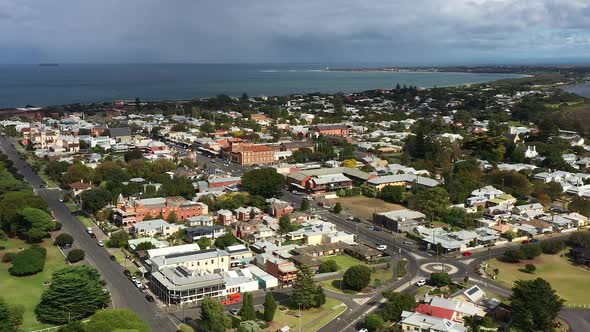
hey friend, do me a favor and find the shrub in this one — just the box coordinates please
[318,260,339,273]
[430,272,452,287]
[503,249,525,263]
[342,265,372,291]
[9,248,45,276]
[525,264,536,273]
[2,252,15,263]
[397,259,408,277]
[55,233,75,247]
[366,314,384,332]
[67,249,85,263]
[30,244,47,258]
[540,240,565,254]
[53,222,62,231]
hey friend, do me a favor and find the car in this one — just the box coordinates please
[377,245,388,251]
[89,233,96,239]
[109,255,116,261]
[530,239,540,243]
[347,216,354,221]
[86,227,93,233]
[404,241,414,245]
[131,276,138,282]
[229,308,240,315]
[123,269,131,276]
[358,329,368,332]
[145,294,155,302]
[97,240,104,247]
[462,251,473,257]
[415,279,427,287]
[372,226,381,231]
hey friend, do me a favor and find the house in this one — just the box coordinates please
[280,141,315,152]
[512,203,544,219]
[520,219,553,234]
[467,186,504,207]
[373,209,427,233]
[186,225,226,241]
[367,174,440,190]
[69,180,93,197]
[400,311,467,332]
[266,198,294,218]
[217,209,235,225]
[133,219,183,237]
[109,127,132,144]
[344,244,384,262]
[186,215,214,227]
[287,167,376,195]
[262,255,298,285]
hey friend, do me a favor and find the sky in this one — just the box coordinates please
[1,0,590,65]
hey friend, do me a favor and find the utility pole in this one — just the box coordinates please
[298,303,302,332]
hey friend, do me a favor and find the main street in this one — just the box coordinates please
[0,138,178,332]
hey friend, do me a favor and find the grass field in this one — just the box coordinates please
[319,255,394,294]
[335,196,405,221]
[487,254,590,306]
[179,323,195,332]
[0,238,67,331]
[268,298,346,332]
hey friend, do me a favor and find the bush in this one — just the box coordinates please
[53,222,62,231]
[30,244,47,258]
[520,244,542,259]
[55,233,75,247]
[503,249,525,263]
[318,260,339,273]
[366,314,384,332]
[540,239,565,254]
[343,265,372,291]
[108,231,129,248]
[67,249,85,263]
[397,259,408,277]
[430,272,452,287]
[2,252,15,263]
[9,248,45,276]
[525,264,536,273]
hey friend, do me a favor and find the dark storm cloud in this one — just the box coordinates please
[0,0,589,63]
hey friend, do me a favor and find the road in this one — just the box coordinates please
[0,138,178,332]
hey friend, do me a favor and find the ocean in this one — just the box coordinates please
[0,63,524,108]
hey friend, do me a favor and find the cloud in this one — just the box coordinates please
[0,0,589,63]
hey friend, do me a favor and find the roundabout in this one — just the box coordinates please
[419,262,460,275]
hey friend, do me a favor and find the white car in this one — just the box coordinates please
[97,240,104,247]
[377,245,387,251]
[416,278,427,287]
[86,227,93,233]
[359,329,369,332]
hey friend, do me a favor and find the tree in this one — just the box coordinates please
[0,297,23,332]
[9,248,45,276]
[279,214,293,234]
[318,259,339,273]
[299,199,310,211]
[342,265,371,291]
[241,168,285,198]
[524,264,536,273]
[214,232,237,249]
[199,297,231,332]
[19,207,55,243]
[80,188,112,213]
[540,239,565,254]
[366,314,384,332]
[123,150,143,162]
[342,159,357,168]
[332,202,342,214]
[360,183,377,197]
[503,249,525,263]
[380,292,417,322]
[55,233,74,247]
[567,231,590,249]
[108,231,129,248]
[67,249,85,263]
[430,272,452,287]
[378,185,405,203]
[263,292,277,322]
[520,244,542,259]
[168,211,178,224]
[134,241,156,251]
[240,292,256,321]
[410,187,450,218]
[511,278,564,331]
[84,309,150,332]
[569,197,590,218]
[196,237,212,249]
[237,320,263,332]
[464,316,495,332]
[35,266,110,324]
[291,266,318,309]
[315,285,326,308]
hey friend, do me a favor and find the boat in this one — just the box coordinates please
[39,63,59,67]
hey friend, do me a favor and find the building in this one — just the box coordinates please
[287,167,377,195]
[264,256,298,285]
[150,267,226,305]
[400,311,467,332]
[186,225,226,241]
[367,174,440,190]
[109,127,132,144]
[133,219,184,237]
[345,244,385,262]
[112,196,208,226]
[313,124,349,137]
[228,142,275,165]
[146,247,230,275]
[373,209,427,233]
[280,141,315,152]
[267,200,294,218]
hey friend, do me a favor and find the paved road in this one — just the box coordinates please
[0,138,178,332]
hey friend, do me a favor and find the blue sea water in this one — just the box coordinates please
[0,63,524,108]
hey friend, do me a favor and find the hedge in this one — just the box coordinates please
[67,249,85,263]
[9,248,46,276]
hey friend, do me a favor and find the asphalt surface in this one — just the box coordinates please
[0,138,178,332]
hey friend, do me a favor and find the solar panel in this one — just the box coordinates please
[466,286,480,295]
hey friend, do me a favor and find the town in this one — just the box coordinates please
[1,72,590,332]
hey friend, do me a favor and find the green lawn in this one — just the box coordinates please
[487,254,590,307]
[268,298,346,332]
[78,215,95,228]
[319,255,394,293]
[179,323,195,332]
[109,249,140,276]
[0,238,67,331]
[65,201,78,212]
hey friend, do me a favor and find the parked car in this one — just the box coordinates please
[377,245,388,251]
[86,227,93,233]
[229,308,240,315]
[462,251,473,257]
[372,226,381,231]
[530,239,540,243]
[109,255,116,261]
[89,233,96,239]
[123,269,131,277]
[97,240,104,247]
[415,279,427,287]
[145,294,155,302]
[358,329,368,332]
[347,216,355,221]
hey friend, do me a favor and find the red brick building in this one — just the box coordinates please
[264,257,298,285]
[313,124,349,137]
[112,196,208,227]
[228,141,275,166]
